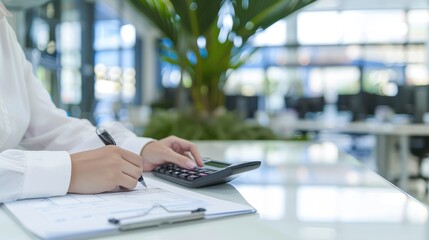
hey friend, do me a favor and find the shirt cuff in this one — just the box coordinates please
[21,151,71,199]
[120,137,155,155]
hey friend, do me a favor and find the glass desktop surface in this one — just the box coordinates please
[2,141,428,240]
[189,141,429,240]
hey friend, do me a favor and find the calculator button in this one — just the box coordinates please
[179,173,189,179]
[187,175,200,181]
[172,171,181,177]
[197,173,207,177]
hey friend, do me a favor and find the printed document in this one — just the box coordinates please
[3,176,255,239]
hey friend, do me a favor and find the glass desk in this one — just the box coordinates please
[1,141,428,239]
[272,120,429,190]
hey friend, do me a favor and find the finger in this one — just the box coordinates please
[170,140,204,167]
[119,172,139,190]
[117,148,143,169]
[185,144,204,167]
[120,160,143,180]
[166,150,197,169]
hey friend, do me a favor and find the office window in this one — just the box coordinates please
[259,47,297,66]
[157,8,429,115]
[340,10,406,43]
[61,68,82,103]
[305,67,360,98]
[363,45,406,64]
[298,10,407,45]
[307,67,360,97]
[406,45,426,64]
[25,1,64,107]
[298,46,357,65]
[408,10,429,43]
[93,20,137,103]
[354,10,406,43]
[30,18,50,51]
[58,21,82,104]
[91,1,141,124]
[252,20,287,46]
[266,67,300,96]
[36,66,53,94]
[363,67,404,96]
[297,11,342,45]
[160,62,181,88]
[406,64,429,86]
[224,68,265,96]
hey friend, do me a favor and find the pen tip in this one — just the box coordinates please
[139,179,148,188]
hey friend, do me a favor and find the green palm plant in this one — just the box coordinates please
[128,0,316,117]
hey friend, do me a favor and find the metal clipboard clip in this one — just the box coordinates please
[108,204,206,231]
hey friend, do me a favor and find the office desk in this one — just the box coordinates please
[272,120,429,190]
[2,141,429,240]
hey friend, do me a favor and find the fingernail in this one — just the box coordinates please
[186,161,197,169]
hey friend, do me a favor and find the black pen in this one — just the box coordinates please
[95,128,147,188]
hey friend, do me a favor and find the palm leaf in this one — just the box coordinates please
[231,0,316,41]
[129,0,319,115]
[128,0,179,44]
[171,0,222,36]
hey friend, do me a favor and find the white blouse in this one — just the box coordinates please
[0,3,152,202]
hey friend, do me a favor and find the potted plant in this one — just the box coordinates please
[128,0,316,140]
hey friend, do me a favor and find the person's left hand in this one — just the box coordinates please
[140,136,204,171]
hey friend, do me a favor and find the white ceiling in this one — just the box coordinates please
[307,0,429,10]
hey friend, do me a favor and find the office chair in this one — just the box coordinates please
[409,136,429,193]
[392,136,429,195]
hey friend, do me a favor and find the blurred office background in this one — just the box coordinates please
[6,0,429,199]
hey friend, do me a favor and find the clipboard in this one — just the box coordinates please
[3,177,255,239]
[108,204,207,231]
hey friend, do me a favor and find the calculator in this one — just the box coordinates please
[152,158,261,188]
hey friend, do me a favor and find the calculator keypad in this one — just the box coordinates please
[154,164,217,181]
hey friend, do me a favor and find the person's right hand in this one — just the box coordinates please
[68,145,143,194]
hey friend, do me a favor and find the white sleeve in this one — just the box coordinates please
[0,16,154,202]
[100,121,155,154]
[0,150,71,203]
[19,60,154,155]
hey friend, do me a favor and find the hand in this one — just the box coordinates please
[68,145,144,194]
[140,136,204,171]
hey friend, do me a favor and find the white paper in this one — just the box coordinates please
[3,177,255,239]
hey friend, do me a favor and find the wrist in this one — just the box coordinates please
[139,140,157,156]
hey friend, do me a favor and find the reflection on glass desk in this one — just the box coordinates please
[191,141,429,240]
[1,141,429,240]
[271,120,429,191]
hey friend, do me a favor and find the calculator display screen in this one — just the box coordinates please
[204,161,230,168]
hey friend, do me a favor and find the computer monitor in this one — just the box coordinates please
[413,85,429,123]
[392,85,414,115]
[225,95,259,119]
[336,94,366,121]
[292,96,325,119]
